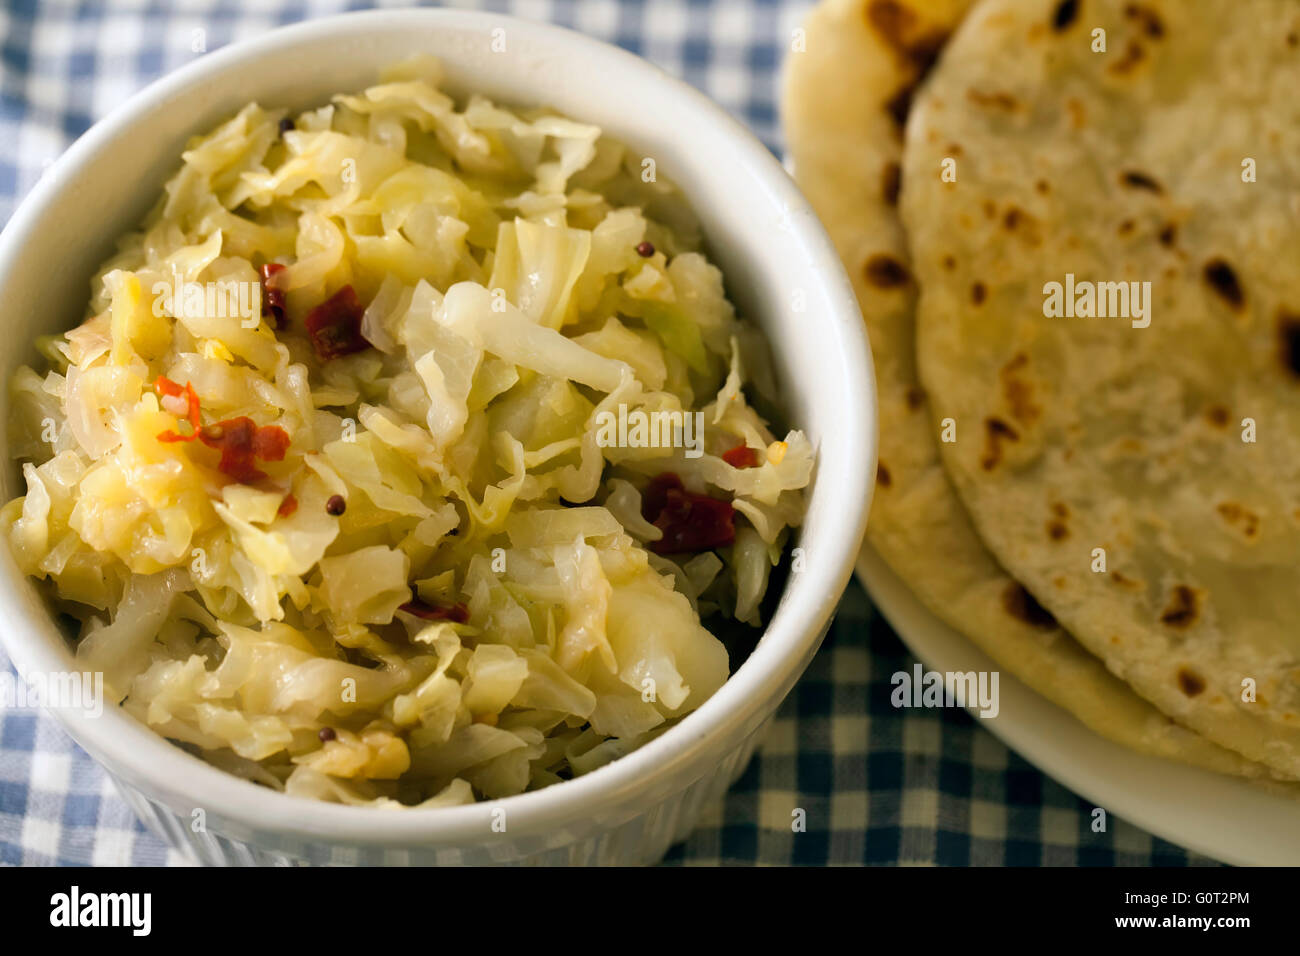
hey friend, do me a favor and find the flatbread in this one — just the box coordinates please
[902,0,1300,777]
[782,0,1288,780]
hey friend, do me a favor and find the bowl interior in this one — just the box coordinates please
[0,9,875,843]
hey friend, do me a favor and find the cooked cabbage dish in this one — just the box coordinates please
[2,58,811,807]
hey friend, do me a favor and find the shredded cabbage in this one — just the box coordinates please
[3,58,810,806]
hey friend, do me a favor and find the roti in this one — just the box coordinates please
[901,0,1300,777]
[783,0,1291,781]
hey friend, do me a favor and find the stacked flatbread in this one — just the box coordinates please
[783,0,1300,787]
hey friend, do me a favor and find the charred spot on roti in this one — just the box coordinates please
[864,0,912,37]
[1035,179,1051,195]
[971,281,987,305]
[1216,501,1260,538]
[942,255,957,271]
[1109,39,1147,75]
[1001,581,1057,630]
[866,0,933,62]
[1277,309,1300,377]
[1204,404,1230,427]
[1051,0,1080,31]
[876,462,892,488]
[1123,2,1166,39]
[866,1,949,132]
[1158,222,1178,247]
[864,253,913,289]
[1203,258,1245,310]
[1002,206,1041,244]
[1160,585,1201,628]
[1046,501,1069,540]
[1177,667,1206,697]
[981,416,1020,470]
[881,161,902,205]
[1110,570,1143,590]
[1118,218,1136,236]
[905,386,926,410]
[1121,169,1163,193]
[967,88,1020,111]
[999,353,1041,424]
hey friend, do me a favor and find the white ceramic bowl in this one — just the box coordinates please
[0,8,875,865]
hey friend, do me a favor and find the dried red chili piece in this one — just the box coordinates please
[260,263,288,330]
[304,285,370,361]
[640,472,680,523]
[399,598,470,624]
[722,444,761,469]
[640,472,736,554]
[154,376,202,442]
[251,424,291,461]
[277,493,298,518]
[198,416,291,483]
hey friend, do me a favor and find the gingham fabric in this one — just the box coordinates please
[0,0,1213,867]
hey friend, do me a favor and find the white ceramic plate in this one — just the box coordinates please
[855,545,1300,866]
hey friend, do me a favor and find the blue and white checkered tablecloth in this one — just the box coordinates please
[0,0,1214,866]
